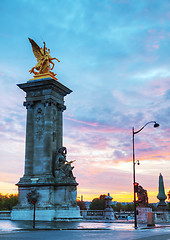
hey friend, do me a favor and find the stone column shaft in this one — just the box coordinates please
[43,103,53,174]
[24,104,34,176]
[17,78,72,184]
[57,109,63,149]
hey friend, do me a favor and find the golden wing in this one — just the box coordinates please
[28,38,44,61]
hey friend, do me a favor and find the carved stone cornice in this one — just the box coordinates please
[42,99,58,107]
[17,78,72,97]
[41,100,66,111]
[42,99,53,107]
[23,101,34,109]
[57,103,66,112]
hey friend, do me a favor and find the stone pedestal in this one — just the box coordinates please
[137,207,152,224]
[104,208,115,220]
[104,193,115,220]
[11,78,82,221]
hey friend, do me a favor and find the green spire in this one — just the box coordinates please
[157,173,167,207]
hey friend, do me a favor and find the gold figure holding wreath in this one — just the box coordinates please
[28,38,60,79]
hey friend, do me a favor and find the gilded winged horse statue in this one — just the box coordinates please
[28,38,60,78]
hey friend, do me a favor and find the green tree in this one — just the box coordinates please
[167,202,170,211]
[123,203,134,212]
[112,203,134,212]
[167,190,170,200]
[0,193,18,210]
[112,202,122,212]
[89,195,106,210]
[167,190,170,211]
[77,201,87,210]
[148,203,157,212]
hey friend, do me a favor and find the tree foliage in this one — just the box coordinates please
[167,190,170,200]
[76,200,87,210]
[148,203,157,212]
[112,203,134,212]
[166,190,170,211]
[89,195,106,210]
[89,195,136,212]
[0,193,18,210]
[89,194,138,212]
[167,202,170,211]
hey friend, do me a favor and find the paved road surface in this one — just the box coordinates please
[1,229,170,240]
[1,220,170,240]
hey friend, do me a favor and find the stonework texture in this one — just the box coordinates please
[11,78,82,221]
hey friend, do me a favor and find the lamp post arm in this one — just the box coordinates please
[133,121,157,135]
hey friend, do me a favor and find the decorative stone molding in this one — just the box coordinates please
[34,107,44,141]
[27,90,42,97]
[23,101,34,109]
[42,99,57,107]
[52,109,57,142]
[57,103,66,112]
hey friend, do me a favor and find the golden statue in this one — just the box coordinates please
[28,38,60,80]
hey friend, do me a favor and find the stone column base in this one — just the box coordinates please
[11,206,82,221]
[137,207,152,223]
[104,208,115,220]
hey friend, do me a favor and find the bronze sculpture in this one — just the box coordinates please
[28,38,60,79]
[136,185,148,207]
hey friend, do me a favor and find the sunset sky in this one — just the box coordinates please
[0,0,170,203]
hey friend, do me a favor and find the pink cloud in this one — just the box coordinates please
[74,166,132,191]
[153,44,159,49]
[65,116,127,133]
[65,117,99,127]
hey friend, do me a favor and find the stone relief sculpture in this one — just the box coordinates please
[55,147,75,181]
[28,38,60,78]
[52,109,57,142]
[34,107,44,140]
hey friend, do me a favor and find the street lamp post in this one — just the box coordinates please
[132,121,159,229]
[27,189,39,229]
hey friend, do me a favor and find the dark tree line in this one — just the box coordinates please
[77,200,87,210]
[88,195,161,212]
[0,193,18,210]
[1,192,170,212]
[88,195,135,212]
[89,194,106,210]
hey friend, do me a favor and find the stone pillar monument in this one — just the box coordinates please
[157,173,167,209]
[104,193,115,220]
[11,38,81,221]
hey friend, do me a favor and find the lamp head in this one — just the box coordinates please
[154,122,159,128]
